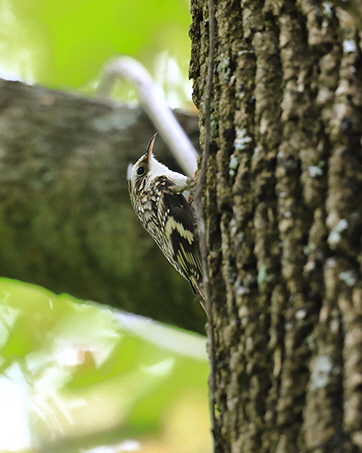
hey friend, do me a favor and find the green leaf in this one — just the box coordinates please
[0,278,210,452]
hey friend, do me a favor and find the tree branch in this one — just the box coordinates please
[99,56,199,177]
[0,78,205,333]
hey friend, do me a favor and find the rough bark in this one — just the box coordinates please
[190,0,362,451]
[0,79,205,333]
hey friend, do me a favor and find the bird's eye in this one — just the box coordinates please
[136,166,145,176]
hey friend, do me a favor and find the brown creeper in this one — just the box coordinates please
[127,133,205,312]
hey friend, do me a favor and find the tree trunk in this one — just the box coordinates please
[190,1,362,451]
[0,79,205,333]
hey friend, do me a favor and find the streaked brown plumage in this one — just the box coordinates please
[127,134,205,312]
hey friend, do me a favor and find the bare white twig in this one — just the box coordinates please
[98,56,198,177]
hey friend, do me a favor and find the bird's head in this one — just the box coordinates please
[127,133,188,197]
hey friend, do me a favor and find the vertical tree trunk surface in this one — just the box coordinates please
[190,1,362,451]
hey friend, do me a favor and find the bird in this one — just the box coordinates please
[127,133,206,313]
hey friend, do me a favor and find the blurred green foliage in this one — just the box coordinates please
[0,5,207,451]
[0,0,192,107]
[0,278,210,452]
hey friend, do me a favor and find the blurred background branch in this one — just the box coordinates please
[0,78,204,333]
[99,56,199,176]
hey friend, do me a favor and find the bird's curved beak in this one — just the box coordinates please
[146,132,158,160]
